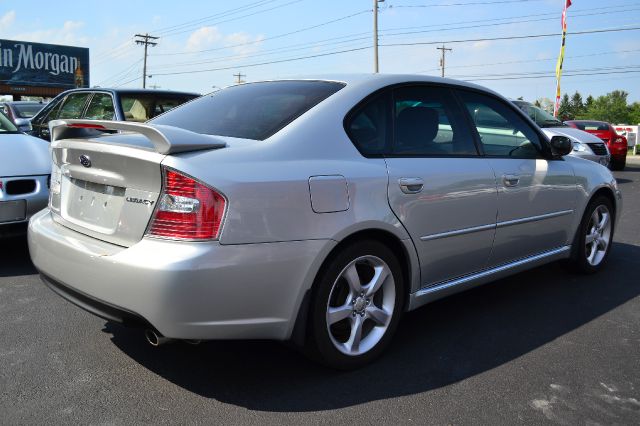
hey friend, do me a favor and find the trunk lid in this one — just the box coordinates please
[48,120,226,247]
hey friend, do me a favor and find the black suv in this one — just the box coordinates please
[29,88,199,140]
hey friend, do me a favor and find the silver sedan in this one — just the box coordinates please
[28,75,621,369]
[0,112,50,238]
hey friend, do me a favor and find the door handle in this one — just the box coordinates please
[398,177,424,194]
[502,174,520,187]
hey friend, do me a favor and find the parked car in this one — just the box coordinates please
[28,88,199,140]
[0,111,50,237]
[1,101,47,132]
[565,120,628,170]
[512,100,610,167]
[28,75,621,369]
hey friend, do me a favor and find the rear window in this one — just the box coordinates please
[572,121,610,131]
[120,94,197,122]
[150,81,345,140]
[13,103,45,118]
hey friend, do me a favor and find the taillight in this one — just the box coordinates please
[147,168,226,240]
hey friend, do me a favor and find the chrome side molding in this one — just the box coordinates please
[420,210,574,242]
[408,245,572,310]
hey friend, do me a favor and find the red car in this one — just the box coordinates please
[565,120,628,170]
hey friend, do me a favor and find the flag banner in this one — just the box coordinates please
[554,0,572,117]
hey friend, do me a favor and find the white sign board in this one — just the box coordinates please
[614,125,638,147]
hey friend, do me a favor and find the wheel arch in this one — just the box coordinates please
[289,226,420,346]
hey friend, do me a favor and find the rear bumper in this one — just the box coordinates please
[28,209,334,340]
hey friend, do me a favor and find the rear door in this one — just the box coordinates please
[380,85,498,287]
[456,89,577,266]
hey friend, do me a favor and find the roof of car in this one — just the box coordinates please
[565,120,608,123]
[58,88,200,97]
[229,73,503,97]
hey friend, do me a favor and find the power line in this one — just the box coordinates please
[96,58,143,87]
[151,9,370,56]
[465,70,640,82]
[391,0,546,7]
[379,25,640,48]
[147,25,640,77]
[154,0,276,34]
[147,5,637,71]
[159,0,304,38]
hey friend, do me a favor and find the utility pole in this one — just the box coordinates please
[233,72,246,84]
[135,33,158,88]
[437,44,452,78]
[373,0,383,73]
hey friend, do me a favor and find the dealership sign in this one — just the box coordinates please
[0,39,89,89]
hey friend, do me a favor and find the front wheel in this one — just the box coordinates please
[568,196,614,273]
[306,240,404,370]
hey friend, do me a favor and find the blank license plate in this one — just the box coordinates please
[0,200,27,223]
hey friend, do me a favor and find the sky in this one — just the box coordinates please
[0,0,639,102]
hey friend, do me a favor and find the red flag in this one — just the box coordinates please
[566,0,572,7]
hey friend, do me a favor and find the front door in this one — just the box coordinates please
[456,89,577,267]
[383,85,498,286]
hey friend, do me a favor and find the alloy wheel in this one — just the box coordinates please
[325,255,395,356]
[585,204,612,266]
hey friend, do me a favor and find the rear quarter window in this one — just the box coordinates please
[149,81,344,140]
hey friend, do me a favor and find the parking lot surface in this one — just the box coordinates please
[1,159,639,425]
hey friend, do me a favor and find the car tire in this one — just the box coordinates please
[568,196,614,274]
[306,240,404,370]
[610,158,626,171]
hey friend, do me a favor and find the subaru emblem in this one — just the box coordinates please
[79,155,92,168]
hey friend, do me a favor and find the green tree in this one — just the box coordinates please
[628,102,640,124]
[585,95,594,111]
[571,91,585,118]
[557,93,573,120]
[585,90,630,123]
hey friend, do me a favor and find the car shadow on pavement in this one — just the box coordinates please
[105,241,640,412]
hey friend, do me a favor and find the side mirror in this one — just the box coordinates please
[549,135,572,157]
[14,118,32,133]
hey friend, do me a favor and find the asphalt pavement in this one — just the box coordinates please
[1,158,639,425]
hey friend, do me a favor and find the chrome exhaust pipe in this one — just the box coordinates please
[144,329,172,346]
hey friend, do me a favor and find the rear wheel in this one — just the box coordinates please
[306,240,404,369]
[569,196,614,273]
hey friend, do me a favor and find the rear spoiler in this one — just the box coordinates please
[49,119,227,155]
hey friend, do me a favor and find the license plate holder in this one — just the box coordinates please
[0,200,27,223]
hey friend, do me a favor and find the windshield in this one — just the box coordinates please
[13,103,44,118]
[514,102,566,128]
[0,111,19,133]
[150,81,345,140]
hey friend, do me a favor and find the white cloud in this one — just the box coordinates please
[12,20,88,46]
[0,10,15,33]
[185,26,222,52]
[224,32,264,56]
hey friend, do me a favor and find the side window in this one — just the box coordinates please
[345,93,390,156]
[83,93,115,120]
[393,86,477,156]
[58,93,91,119]
[458,90,542,159]
[37,99,63,124]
